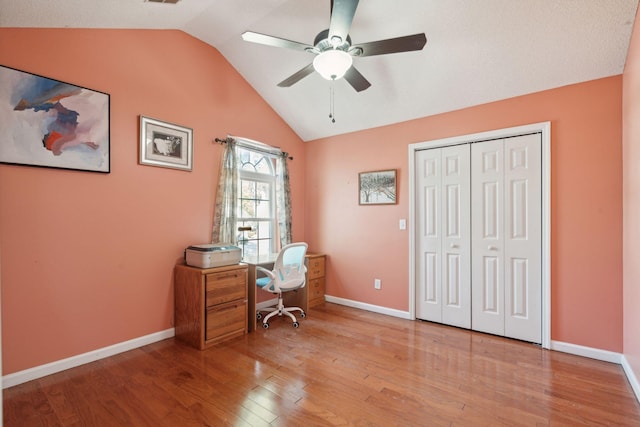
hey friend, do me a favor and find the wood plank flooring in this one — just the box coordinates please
[4,303,640,426]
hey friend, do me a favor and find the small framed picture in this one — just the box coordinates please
[359,169,397,205]
[139,116,193,171]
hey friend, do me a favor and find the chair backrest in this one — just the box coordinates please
[273,242,308,291]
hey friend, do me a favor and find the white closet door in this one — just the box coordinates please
[503,134,542,343]
[441,145,471,328]
[416,148,442,322]
[471,139,505,335]
[471,134,541,343]
[416,145,470,328]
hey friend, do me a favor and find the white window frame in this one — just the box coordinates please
[236,147,277,258]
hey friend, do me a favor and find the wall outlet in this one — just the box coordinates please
[399,219,406,230]
[374,279,381,290]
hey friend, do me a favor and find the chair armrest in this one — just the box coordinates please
[255,266,275,280]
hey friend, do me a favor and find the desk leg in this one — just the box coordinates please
[247,264,257,332]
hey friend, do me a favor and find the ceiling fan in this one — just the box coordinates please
[241,0,427,92]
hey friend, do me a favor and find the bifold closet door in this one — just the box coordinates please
[471,134,542,343]
[415,144,471,328]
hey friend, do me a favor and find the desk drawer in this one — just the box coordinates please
[206,269,246,306]
[206,300,247,341]
[307,257,325,280]
[308,277,325,300]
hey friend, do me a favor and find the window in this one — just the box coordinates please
[211,137,291,258]
[236,147,276,258]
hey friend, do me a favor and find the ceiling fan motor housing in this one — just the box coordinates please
[314,29,352,53]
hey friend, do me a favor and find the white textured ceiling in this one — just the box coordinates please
[1,0,638,141]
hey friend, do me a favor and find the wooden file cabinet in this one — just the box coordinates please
[306,253,326,307]
[282,253,326,312]
[174,263,248,350]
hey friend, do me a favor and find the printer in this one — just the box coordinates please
[184,244,241,268]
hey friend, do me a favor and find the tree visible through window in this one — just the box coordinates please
[236,147,276,257]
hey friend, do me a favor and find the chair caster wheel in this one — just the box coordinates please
[293,322,300,328]
[262,322,269,329]
[256,313,262,320]
[300,312,306,318]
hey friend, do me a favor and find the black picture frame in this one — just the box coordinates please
[0,65,110,173]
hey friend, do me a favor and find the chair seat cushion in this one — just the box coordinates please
[256,277,272,288]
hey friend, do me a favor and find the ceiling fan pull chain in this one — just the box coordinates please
[328,84,332,121]
[329,82,336,123]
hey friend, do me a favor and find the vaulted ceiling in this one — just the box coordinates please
[1,0,638,141]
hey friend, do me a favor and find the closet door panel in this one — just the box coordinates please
[471,140,505,336]
[416,149,442,322]
[441,145,471,328]
[504,133,542,343]
[416,145,470,327]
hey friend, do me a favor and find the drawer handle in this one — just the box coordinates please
[211,273,239,280]
[211,303,240,313]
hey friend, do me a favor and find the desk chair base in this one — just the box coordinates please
[257,295,306,329]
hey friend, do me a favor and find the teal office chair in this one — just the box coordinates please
[256,242,308,328]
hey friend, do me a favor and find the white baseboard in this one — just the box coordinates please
[324,295,411,319]
[622,355,640,402]
[2,328,175,389]
[550,340,622,364]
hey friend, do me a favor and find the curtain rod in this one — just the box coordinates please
[214,137,293,160]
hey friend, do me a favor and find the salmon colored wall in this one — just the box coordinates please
[306,76,623,352]
[0,28,305,374]
[623,7,640,387]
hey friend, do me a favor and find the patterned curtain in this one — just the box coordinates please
[275,152,292,248]
[211,138,238,244]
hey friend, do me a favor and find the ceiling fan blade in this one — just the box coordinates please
[242,31,313,52]
[352,33,427,57]
[329,0,359,44]
[344,66,371,92]
[277,63,316,87]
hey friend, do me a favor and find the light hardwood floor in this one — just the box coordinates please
[4,303,640,426]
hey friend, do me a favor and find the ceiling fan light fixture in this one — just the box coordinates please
[313,49,353,80]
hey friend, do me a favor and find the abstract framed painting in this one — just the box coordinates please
[139,116,193,171]
[359,169,397,205]
[0,65,110,173]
